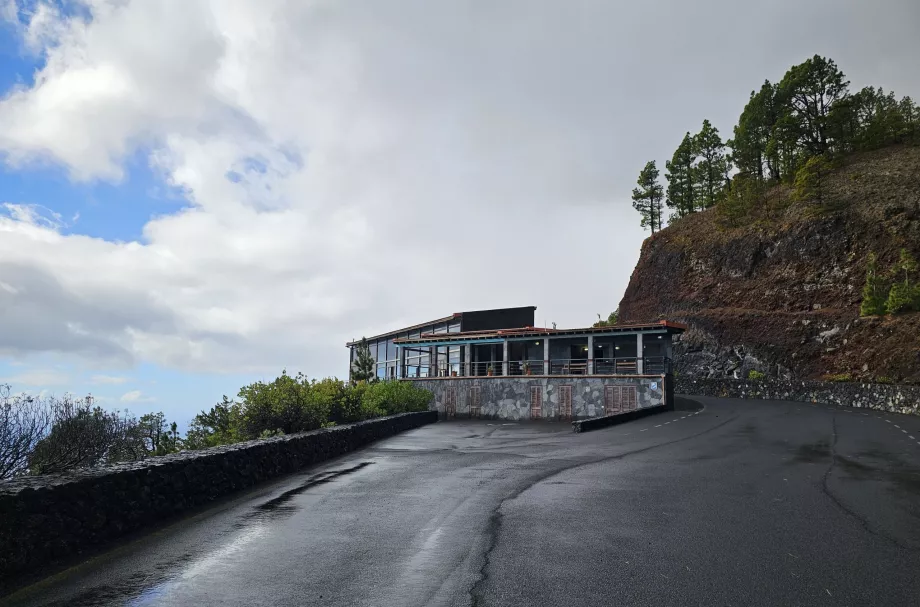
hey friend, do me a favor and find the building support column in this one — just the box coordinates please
[464,344,471,376]
[587,335,594,375]
[502,339,509,376]
[543,338,550,376]
[397,346,405,379]
[636,333,644,375]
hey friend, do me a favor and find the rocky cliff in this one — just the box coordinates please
[618,145,920,384]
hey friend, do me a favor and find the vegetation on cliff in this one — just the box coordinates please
[628,55,919,231]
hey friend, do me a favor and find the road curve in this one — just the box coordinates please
[4,396,920,607]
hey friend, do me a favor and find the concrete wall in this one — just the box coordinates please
[0,411,437,587]
[409,376,668,420]
[675,376,920,415]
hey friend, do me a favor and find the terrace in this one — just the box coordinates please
[393,321,683,379]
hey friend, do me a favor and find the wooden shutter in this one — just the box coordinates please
[469,386,481,419]
[530,386,542,419]
[559,385,573,420]
[605,385,638,415]
[446,388,457,418]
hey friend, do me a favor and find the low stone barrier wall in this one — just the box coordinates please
[675,377,920,415]
[571,405,667,433]
[407,376,669,420]
[0,411,437,587]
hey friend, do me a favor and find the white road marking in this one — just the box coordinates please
[894,425,900,429]
[640,428,648,432]
[654,425,662,428]
[908,436,915,440]
[901,429,908,434]
[885,420,892,423]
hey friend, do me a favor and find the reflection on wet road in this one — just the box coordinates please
[5,397,920,607]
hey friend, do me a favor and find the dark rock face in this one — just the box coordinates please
[0,412,437,587]
[676,377,920,415]
[618,146,920,384]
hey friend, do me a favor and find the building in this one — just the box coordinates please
[346,306,685,420]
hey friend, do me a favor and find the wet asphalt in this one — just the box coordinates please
[4,396,920,607]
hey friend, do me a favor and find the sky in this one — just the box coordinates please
[1,0,919,428]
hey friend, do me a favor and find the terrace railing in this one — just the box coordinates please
[400,357,672,378]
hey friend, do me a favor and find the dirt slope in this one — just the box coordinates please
[618,145,920,383]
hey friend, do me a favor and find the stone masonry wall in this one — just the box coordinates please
[409,376,668,420]
[676,377,920,415]
[0,411,437,587]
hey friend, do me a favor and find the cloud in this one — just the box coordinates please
[90,374,130,385]
[120,389,155,403]
[0,368,70,387]
[0,0,918,380]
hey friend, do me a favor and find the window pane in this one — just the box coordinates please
[448,322,461,333]
[376,364,386,379]
[386,339,397,361]
[377,340,387,363]
[369,342,377,360]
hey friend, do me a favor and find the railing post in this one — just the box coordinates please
[502,339,509,376]
[543,338,550,376]
[587,335,594,375]
[636,333,644,374]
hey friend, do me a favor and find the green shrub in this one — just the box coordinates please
[860,252,889,316]
[792,155,831,204]
[361,380,432,416]
[874,376,895,384]
[235,371,330,439]
[823,373,853,382]
[747,370,765,380]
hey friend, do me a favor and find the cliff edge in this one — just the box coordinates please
[618,145,920,383]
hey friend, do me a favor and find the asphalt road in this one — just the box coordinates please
[5,396,920,607]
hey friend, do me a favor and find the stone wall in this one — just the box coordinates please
[675,376,920,415]
[0,411,437,587]
[408,376,669,420]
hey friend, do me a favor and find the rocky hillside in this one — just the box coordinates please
[619,145,920,384]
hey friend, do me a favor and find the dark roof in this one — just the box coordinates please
[393,320,686,345]
[344,305,538,346]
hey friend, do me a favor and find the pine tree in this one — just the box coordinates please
[352,338,376,383]
[777,55,850,156]
[859,252,888,316]
[665,133,696,220]
[885,249,919,315]
[692,120,730,210]
[730,81,778,181]
[631,160,664,232]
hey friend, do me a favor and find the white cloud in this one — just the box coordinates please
[90,374,130,385]
[0,0,918,379]
[0,368,70,387]
[120,389,155,403]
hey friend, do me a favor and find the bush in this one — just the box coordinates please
[886,282,916,315]
[747,370,765,380]
[361,381,432,416]
[235,371,331,439]
[823,373,853,382]
[792,155,831,204]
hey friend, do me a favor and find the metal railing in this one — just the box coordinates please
[400,357,672,378]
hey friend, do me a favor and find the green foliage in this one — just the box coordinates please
[792,155,831,204]
[184,396,239,450]
[351,338,375,383]
[693,119,730,210]
[823,373,853,383]
[631,160,664,233]
[777,55,849,156]
[730,81,781,181]
[885,249,919,314]
[665,132,696,220]
[860,252,889,316]
[29,399,145,475]
[361,380,432,416]
[235,370,329,439]
[593,309,619,327]
[717,175,766,227]
[136,412,182,456]
[747,370,765,380]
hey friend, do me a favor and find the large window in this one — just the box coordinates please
[369,342,378,362]
[448,322,461,333]
[386,339,397,361]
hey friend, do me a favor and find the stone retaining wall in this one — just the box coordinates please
[0,411,437,587]
[675,377,920,415]
[408,376,669,420]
